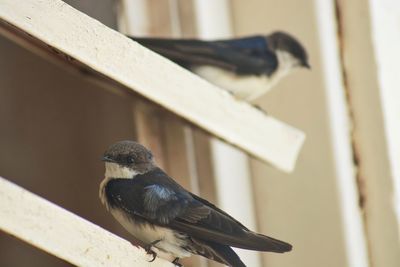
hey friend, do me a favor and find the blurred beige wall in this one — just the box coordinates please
[231,1,348,266]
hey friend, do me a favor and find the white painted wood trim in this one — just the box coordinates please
[0,177,173,267]
[193,0,232,39]
[210,140,261,267]
[369,0,400,234]
[194,1,262,266]
[314,0,369,266]
[0,0,305,172]
[117,0,149,36]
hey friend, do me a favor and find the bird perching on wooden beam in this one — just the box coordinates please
[100,141,292,267]
[129,31,310,104]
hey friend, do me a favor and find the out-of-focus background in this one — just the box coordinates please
[1,0,399,266]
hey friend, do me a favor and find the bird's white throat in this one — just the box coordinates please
[275,50,299,74]
[104,162,138,179]
[99,162,138,209]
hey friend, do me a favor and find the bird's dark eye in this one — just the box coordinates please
[127,156,135,164]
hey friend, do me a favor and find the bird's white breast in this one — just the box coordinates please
[192,50,297,103]
[192,66,273,102]
[110,208,191,258]
[99,162,191,259]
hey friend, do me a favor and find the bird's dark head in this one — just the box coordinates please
[267,31,310,69]
[102,140,155,178]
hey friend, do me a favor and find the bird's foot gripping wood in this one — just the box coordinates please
[144,239,161,262]
[172,257,183,267]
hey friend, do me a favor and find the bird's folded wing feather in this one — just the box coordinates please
[106,169,291,253]
[129,36,278,75]
[187,238,246,267]
[170,197,291,252]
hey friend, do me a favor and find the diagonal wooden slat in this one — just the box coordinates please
[0,177,173,267]
[0,0,305,172]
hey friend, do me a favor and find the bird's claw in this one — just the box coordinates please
[146,249,157,262]
[144,239,161,262]
[172,257,182,267]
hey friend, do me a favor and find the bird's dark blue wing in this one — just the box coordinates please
[214,36,267,53]
[104,169,193,224]
[172,195,292,252]
[130,35,278,76]
[105,168,291,253]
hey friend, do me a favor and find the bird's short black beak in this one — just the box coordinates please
[303,61,311,69]
[102,155,115,162]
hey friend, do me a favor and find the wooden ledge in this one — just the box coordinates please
[0,177,174,267]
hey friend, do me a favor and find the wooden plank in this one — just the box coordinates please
[147,0,174,36]
[0,177,173,267]
[313,1,369,266]
[122,2,205,265]
[133,100,168,170]
[368,0,400,257]
[336,0,400,266]
[192,129,218,204]
[192,2,262,266]
[176,0,197,37]
[230,0,367,266]
[0,0,305,172]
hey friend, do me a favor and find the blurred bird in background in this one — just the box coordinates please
[129,31,310,103]
[100,141,292,267]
